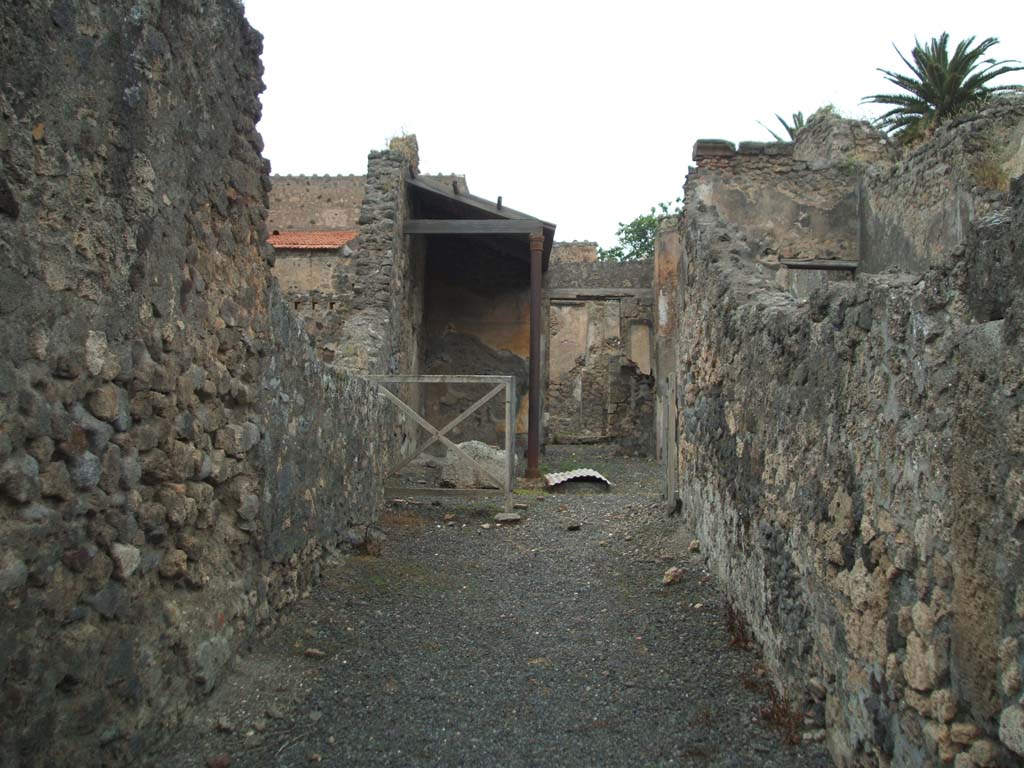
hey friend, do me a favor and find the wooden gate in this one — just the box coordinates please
[364,375,516,514]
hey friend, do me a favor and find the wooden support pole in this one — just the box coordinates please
[527,229,544,478]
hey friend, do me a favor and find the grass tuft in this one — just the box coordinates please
[759,687,804,746]
[725,603,753,649]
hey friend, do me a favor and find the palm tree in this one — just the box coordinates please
[758,112,805,142]
[863,34,1023,141]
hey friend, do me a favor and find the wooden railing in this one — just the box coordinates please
[363,375,516,514]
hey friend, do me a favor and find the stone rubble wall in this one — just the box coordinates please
[792,110,897,168]
[294,138,422,376]
[852,97,1024,274]
[550,240,599,264]
[268,170,463,374]
[546,258,653,289]
[688,139,861,301]
[267,174,366,232]
[266,173,469,236]
[0,3,396,764]
[269,142,425,376]
[272,247,356,367]
[544,259,655,454]
[672,111,1024,766]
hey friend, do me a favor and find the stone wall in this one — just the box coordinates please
[686,98,1024,284]
[546,258,653,290]
[551,240,598,264]
[688,137,862,301]
[308,138,423,375]
[544,259,655,454]
[268,175,365,232]
[670,111,1024,766]
[268,141,424,376]
[268,149,459,377]
[0,4,395,764]
[654,220,682,467]
[272,245,356,367]
[854,97,1024,274]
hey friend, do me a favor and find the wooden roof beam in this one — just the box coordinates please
[405,219,546,235]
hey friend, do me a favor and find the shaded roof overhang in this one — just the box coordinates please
[405,174,556,270]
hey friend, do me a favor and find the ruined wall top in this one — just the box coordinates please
[268,168,469,235]
[691,138,793,162]
[686,96,1024,274]
[268,174,366,232]
[792,108,895,165]
[551,241,599,264]
[686,134,860,268]
[545,258,653,290]
[388,135,420,174]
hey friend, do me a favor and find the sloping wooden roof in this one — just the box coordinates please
[406,175,556,269]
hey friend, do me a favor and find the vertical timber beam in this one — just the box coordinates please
[505,377,515,513]
[527,229,544,478]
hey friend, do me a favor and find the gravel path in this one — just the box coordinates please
[148,448,830,767]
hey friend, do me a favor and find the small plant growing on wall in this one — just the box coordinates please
[758,111,806,142]
[598,198,682,262]
[863,33,1023,142]
[970,150,1011,191]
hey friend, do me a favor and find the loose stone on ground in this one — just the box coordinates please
[147,448,829,768]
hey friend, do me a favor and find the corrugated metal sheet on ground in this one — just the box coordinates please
[544,468,612,487]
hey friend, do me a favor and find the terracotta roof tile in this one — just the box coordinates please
[267,230,358,250]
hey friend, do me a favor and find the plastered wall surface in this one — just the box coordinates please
[544,259,655,454]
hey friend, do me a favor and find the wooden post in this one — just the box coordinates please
[527,230,544,478]
[505,377,515,514]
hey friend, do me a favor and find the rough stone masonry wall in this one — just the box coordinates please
[269,170,466,374]
[267,174,366,232]
[544,259,655,454]
[854,96,1024,274]
[674,123,1024,765]
[550,240,598,264]
[267,144,425,376]
[0,4,394,765]
[271,245,356,367]
[688,137,862,300]
[327,138,423,375]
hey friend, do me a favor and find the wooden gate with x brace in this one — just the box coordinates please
[363,375,516,514]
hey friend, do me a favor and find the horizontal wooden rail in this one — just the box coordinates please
[363,375,516,514]
[404,219,544,235]
[779,259,858,271]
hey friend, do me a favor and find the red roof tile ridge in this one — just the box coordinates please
[267,230,359,250]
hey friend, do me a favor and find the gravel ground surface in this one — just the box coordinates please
[147,447,831,768]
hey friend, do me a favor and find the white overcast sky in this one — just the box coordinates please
[241,0,1023,247]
